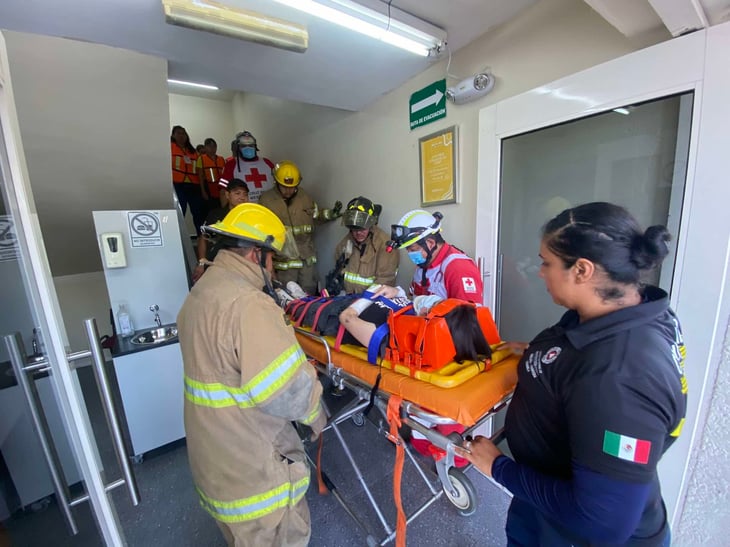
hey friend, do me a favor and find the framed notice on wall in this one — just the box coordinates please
[419,125,457,207]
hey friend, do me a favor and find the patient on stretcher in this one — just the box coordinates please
[338,285,492,364]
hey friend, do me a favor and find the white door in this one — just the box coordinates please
[475,24,730,527]
[0,35,134,544]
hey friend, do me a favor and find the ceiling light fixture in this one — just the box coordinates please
[613,107,630,115]
[167,79,220,90]
[269,0,446,57]
[161,0,309,53]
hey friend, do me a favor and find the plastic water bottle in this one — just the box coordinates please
[118,305,134,337]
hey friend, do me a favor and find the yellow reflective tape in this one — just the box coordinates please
[196,475,310,523]
[301,403,322,426]
[184,376,254,409]
[680,375,688,394]
[343,272,375,287]
[670,417,685,437]
[274,260,304,270]
[244,344,306,405]
[184,344,305,409]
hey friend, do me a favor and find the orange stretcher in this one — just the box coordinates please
[296,332,519,426]
[295,327,520,546]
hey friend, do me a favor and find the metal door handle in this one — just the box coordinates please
[83,318,140,506]
[3,333,78,535]
[478,256,492,279]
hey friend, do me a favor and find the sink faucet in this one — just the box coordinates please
[150,304,162,327]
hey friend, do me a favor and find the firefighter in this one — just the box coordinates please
[259,160,341,295]
[330,196,399,294]
[178,203,326,547]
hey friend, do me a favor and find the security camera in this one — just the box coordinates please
[446,72,495,105]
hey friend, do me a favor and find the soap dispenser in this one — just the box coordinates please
[118,304,135,337]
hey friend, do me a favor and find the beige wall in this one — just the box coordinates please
[230,0,659,288]
[4,31,173,277]
[168,93,234,157]
[4,31,173,351]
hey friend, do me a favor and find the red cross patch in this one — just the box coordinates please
[461,277,476,293]
[245,168,268,188]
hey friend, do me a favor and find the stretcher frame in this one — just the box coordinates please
[297,328,513,546]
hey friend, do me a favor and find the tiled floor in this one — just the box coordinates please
[4,373,511,546]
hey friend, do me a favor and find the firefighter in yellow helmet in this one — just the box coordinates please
[177,203,326,547]
[259,160,342,295]
[328,196,400,294]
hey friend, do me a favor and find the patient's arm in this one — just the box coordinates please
[339,307,377,347]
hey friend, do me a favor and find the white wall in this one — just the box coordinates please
[676,316,730,546]
[168,93,234,155]
[230,0,653,288]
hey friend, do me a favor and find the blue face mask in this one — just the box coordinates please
[240,147,256,160]
[408,250,426,266]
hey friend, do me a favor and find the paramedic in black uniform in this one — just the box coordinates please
[456,202,687,547]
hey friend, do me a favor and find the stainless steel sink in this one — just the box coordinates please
[130,327,178,346]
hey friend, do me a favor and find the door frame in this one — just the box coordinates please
[0,34,126,545]
[475,24,730,527]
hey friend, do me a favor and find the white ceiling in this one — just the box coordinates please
[2,0,729,110]
[0,0,538,111]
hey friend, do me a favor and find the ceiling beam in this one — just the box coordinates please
[583,0,664,37]
[647,0,709,36]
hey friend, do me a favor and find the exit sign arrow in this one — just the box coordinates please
[409,79,447,130]
[410,89,444,114]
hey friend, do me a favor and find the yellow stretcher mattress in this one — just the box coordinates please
[296,331,520,427]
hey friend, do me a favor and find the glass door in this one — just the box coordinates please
[0,45,131,545]
[497,93,692,342]
[475,26,730,527]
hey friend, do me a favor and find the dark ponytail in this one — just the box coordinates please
[631,225,671,270]
[444,305,492,364]
[543,202,671,295]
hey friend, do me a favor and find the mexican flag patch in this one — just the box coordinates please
[602,430,651,464]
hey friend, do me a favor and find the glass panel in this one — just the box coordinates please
[497,93,693,341]
[0,113,109,542]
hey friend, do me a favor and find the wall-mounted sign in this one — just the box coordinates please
[0,215,19,262]
[409,79,446,130]
[419,125,457,207]
[127,211,163,247]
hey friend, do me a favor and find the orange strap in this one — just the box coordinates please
[316,434,328,495]
[386,395,406,547]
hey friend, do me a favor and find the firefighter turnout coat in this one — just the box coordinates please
[334,226,400,293]
[178,250,325,540]
[259,187,330,272]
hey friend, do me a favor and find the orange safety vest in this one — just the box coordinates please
[199,154,225,198]
[171,142,199,184]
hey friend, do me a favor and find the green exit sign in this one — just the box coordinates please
[409,79,447,130]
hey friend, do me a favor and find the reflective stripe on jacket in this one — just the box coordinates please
[171,142,199,184]
[334,226,399,294]
[196,477,309,523]
[184,344,307,408]
[177,250,324,526]
[273,256,317,271]
[198,154,225,197]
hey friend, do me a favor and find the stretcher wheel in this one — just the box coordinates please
[352,413,365,427]
[444,468,477,516]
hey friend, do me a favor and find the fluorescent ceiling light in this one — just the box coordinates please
[613,107,630,115]
[269,0,446,57]
[162,0,309,53]
[167,79,220,90]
